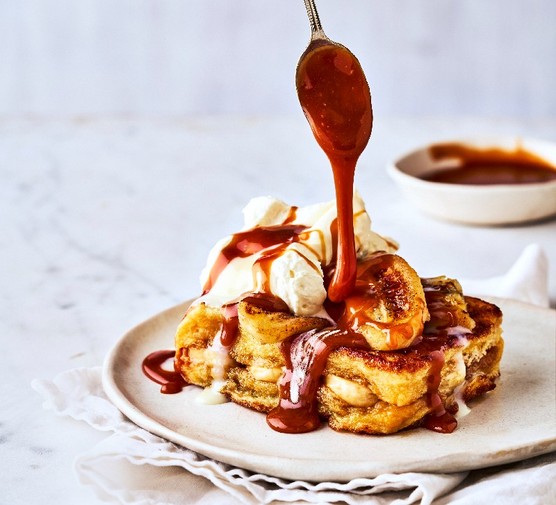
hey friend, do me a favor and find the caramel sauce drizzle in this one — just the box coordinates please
[418,279,471,433]
[267,328,368,433]
[142,350,187,394]
[422,349,457,434]
[266,275,469,434]
[282,205,299,224]
[202,224,308,294]
[200,222,309,348]
[142,40,471,435]
[219,303,240,347]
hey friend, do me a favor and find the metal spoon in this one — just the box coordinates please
[296,0,372,156]
[301,0,326,41]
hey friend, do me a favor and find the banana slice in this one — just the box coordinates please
[339,252,429,350]
[325,374,378,407]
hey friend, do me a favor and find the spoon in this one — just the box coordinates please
[296,0,373,302]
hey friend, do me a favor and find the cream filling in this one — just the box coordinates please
[196,380,228,405]
[453,381,471,419]
[325,374,378,408]
[452,351,471,418]
[194,339,234,405]
[249,365,283,382]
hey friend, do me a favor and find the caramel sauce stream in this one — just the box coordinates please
[296,42,372,302]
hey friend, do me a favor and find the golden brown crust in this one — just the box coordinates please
[317,386,430,435]
[317,297,503,433]
[239,300,329,345]
[461,298,504,403]
[231,299,329,367]
[222,367,279,413]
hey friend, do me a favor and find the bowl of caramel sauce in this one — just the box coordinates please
[388,137,556,225]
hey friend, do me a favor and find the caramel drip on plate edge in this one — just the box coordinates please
[142,350,187,394]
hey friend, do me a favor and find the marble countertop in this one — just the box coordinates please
[2,116,555,504]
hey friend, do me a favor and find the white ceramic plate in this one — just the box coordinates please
[103,298,556,482]
[388,137,556,225]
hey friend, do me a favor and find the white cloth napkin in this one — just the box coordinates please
[459,243,550,308]
[32,244,555,505]
[33,367,466,505]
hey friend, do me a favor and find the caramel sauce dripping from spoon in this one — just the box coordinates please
[296,0,373,302]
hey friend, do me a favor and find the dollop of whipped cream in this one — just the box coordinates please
[197,192,397,316]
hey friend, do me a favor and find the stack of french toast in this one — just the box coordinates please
[174,250,503,435]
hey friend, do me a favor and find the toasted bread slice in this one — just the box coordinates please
[174,303,226,387]
[175,275,503,435]
[221,286,502,434]
[237,298,329,346]
[175,299,329,388]
[317,296,502,434]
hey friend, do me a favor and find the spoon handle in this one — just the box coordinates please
[302,0,323,35]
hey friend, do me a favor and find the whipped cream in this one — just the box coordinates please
[197,192,397,316]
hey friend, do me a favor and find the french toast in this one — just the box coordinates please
[174,255,504,435]
[316,294,503,434]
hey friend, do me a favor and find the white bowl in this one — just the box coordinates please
[387,137,556,225]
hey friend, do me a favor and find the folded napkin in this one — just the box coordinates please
[33,367,466,505]
[459,243,549,309]
[32,244,554,505]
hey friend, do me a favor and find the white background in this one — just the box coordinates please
[2,0,555,118]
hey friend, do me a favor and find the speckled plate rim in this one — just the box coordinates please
[102,297,556,482]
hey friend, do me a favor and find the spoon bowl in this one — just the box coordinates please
[296,3,372,158]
